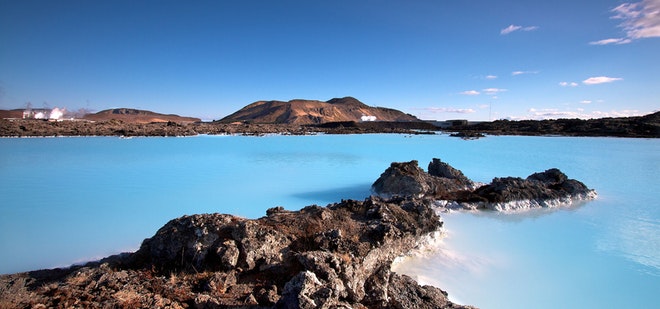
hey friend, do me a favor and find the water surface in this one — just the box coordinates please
[1,134,657,308]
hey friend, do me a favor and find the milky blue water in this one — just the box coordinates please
[0,134,658,308]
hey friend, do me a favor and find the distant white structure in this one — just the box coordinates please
[361,115,377,122]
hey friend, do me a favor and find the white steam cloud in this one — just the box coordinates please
[49,107,65,120]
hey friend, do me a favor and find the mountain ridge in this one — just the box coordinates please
[83,108,201,124]
[219,96,420,124]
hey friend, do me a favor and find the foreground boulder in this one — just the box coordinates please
[372,159,596,211]
[0,197,472,308]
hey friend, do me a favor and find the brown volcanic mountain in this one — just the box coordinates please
[83,108,200,124]
[219,97,420,124]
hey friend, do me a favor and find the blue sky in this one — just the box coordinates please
[1,0,658,121]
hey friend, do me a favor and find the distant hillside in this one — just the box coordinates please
[83,108,200,124]
[451,111,660,138]
[0,109,23,119]
[218,97,420,124]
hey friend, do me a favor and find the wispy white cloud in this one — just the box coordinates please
[460,90,480,95]
[580,100,593,104]
[483,88,507,95]
[583,76,623,85]
[501,24,539,35]
[589,109,643,118]
[429,107,476,114]
[415,107,476,114]
[501,25,521,35]
[501,109,557,120]
[614,0,660,39]
[512,70,538,76]
[559,81,579,87]
[590,0,660,45]
[589,38,632,45]
[600,110,644,117]
[459,88,506,97]
[519,108,643,120]
[485,75,498,80]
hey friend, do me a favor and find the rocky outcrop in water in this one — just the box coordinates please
[371,159,476,199]
[0,197,472,308]
[372,159,596,211]
[459,168,597,211]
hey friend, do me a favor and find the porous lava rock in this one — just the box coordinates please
[371,159,475,199]
[427,158,472,184]
[461,168,597,210]
[372,159,596,211]
[449,111,659,138]
[0,197,473,308]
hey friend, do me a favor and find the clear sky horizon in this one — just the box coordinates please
[1,0,659,121]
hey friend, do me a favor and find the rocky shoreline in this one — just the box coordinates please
[2,110,658,137]
[0,159,595,308]
[448,111,659,138]
[0,197,470,308]
[0,119,438,137]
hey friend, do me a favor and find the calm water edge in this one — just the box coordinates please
[1,134,658,308]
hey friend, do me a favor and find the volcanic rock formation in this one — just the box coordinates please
[0,197,471,308]
[83,108,201,124]
[449,111,660,138]
[219,97,420,125]
[372,159,596,211]
[372,159,477,199]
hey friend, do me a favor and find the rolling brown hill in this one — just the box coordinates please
[218,97,420,124]
[83,108,200,124]
[0,109,23,119]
